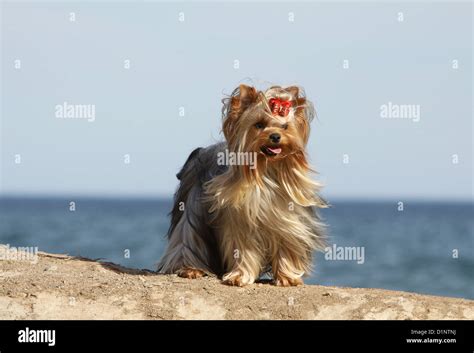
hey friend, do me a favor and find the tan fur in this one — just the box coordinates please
[177,268,206,279]
[205,85,326,286]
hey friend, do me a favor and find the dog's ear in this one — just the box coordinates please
[285,86,299,100]
[286,86,315,145]
[236,84,258,108]
[285,86,313,119]
[229,84,258,116]
[285,86,306,109]
[223,84,259,141]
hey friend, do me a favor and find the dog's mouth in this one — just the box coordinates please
[260,145,282,157]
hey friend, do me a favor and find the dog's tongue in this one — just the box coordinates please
[268,147,282,154]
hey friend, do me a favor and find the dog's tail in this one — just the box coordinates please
[167,147,202,239]
[157,144,225,276]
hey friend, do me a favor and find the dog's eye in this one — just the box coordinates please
[282,123,288,130]
[255,122,265,129]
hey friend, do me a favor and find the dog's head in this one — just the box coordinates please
[205,84,323,210]
[222,84,314,161]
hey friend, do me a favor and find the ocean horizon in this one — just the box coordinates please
[1,196,472,299]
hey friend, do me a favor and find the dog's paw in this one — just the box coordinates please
[222,271,253,287]
[177,268,206,279]
[274,275,304,287]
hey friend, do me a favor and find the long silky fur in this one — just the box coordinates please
[157,85,327,286]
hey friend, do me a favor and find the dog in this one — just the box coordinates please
[157,84,327,286]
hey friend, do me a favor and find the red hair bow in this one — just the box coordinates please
[269,98,293,117]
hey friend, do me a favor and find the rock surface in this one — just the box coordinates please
[0,248,472,320]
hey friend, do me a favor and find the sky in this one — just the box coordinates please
[1,1,472,201]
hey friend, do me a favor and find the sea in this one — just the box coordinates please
[0,197,472,299]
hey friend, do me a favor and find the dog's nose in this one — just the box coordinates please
[269,133,281,143]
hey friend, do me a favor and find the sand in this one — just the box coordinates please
[0,246,472,320]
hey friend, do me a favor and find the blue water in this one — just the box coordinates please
[0,197,472,299]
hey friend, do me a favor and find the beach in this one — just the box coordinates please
[0,247,472,320]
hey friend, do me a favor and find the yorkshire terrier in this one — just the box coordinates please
[157,84,326,286]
